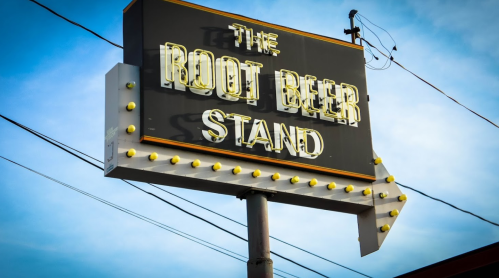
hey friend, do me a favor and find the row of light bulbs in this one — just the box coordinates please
[373,157,404,232]
[124,82,404,233]
[124,148,406,201]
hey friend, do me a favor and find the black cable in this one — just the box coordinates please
[0,155,245,262]
[396,182,499,227]
[269,236,370,277]
[21,120,103,164]
[5,112,499,275]
[354,14,395,70]
[15,1,499,272]
[147,184,370,277]
[124,181,330,277]
[0,115,103,170]
[148,183,248,226]
[122,179,248,241]
[0,111,367,276]
[0,155,298,278]
[355,15,375,65]
[0,114,329,278]
[356,18,393,70]
[357,13,397,47]
[355,15,392,63]
[360,38,499,129]
[28,0,123,49]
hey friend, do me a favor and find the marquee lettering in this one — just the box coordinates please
[201,109,324,159]
[159,24,364,159]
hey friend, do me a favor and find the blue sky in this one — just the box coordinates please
[1,0,498,277]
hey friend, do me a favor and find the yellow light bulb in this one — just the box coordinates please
[126,125,136,134]
[126,81,136,89]
[374,157,382,165]
[271,173,280,181]
[363,188,372,196]
[345,184,354,193]
[170,155,180,165]
[380,224,391,232]
[252,169,261,178]
[149,152,158,161]
[379,192,388,199]
[232,166,242,175]
[126,102,136,111]
[191,159,201,168]
[327,182,336,190]
[126,148,136,158]
[386,175,395,183]
[389,209,400,217]
[212,162,222,171]
[309,178,318,187]
[290,176,299,184]
[398,194,407,202]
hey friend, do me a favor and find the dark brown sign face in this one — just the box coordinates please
[123,0,375,181]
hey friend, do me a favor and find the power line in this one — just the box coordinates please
[0,114,332,278]
[19,1,499,273]
[28,0,123,49]
[396,182,499,227]
[0,157,245,262]
[30,0,498,130]
[5,112,499,274]
[356,16,392,59]
[148,183,371,277]
[3,112,497,230]
[110,183,332,278]
[361,37,499,129]
[0,115,103,169]
[355,14,394,70]
[3,112,497,232]
[0,110,367,276]
[357,13,396,47]
[2,113,370,276]
[0,155,297,278]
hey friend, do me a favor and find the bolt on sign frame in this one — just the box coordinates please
[105,0,406,258]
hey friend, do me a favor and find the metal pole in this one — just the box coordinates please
[246,192,273,278]
[349,10,358,44]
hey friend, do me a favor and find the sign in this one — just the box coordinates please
[105,0,407,257]
[124,0,374,181]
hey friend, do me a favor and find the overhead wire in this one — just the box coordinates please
[148,182,371,277]
[0,109,367,276]
[0,113,334,278]
[360,37,499,129]
[355,14,394,70]
[396,182,499,227]
[355,16,375,65]
[23,0,499,272]
[356,15,499,129]
[28,0,498,130]
[0,155,297,278]
[29,0,498,128]
[28,0,123,49]
[357,13,397,46]
[2,112,497,232]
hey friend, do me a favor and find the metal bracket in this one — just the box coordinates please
[237,188,277,200]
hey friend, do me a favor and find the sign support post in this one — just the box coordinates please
[349,9,358,44]
[241,189,275,277]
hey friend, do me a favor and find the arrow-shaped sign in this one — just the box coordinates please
[104,63,407,256]
[358,152,407,256]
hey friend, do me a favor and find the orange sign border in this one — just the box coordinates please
[141,135,376,181]
[124,0,364,51]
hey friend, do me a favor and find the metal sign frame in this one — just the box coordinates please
[105,63,406,257]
